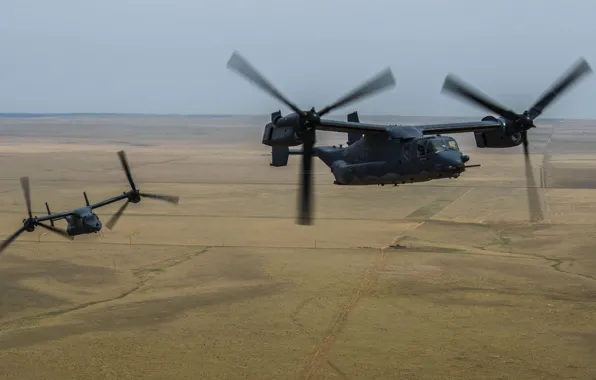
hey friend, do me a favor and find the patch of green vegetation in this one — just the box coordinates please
[145,268,166,273]
[485,236,512,247]
[499,236,512,245]
[388,244,407,250]
[409,245,466,254]
[478,235,514,253]
[400,236,420,242]
[428,247,466,254]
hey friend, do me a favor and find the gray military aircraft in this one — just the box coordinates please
[227,51,592,225]
[438,58,592,223]
[0,150,180,255]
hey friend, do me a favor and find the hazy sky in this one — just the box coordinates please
[1,0,595,118]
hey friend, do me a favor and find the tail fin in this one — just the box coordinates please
[45,202,55,227]
[270,146,290,167]
[346,111,362,146]
[270,146,313,166]
[271,110,282,123]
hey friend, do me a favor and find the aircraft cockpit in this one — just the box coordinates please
[83,214,99,223]
[427,137,460,153]
[417,136,460,157]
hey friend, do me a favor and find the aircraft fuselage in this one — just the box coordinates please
[315,135,470,185]
[65,207,102,236]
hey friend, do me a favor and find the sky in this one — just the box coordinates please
[1,0,595,118]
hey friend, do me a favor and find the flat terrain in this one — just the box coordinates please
[0,115,596,379]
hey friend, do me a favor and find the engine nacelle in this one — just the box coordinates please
[262,124,302,147]
[473,116,523,148]
[261,112,304,147]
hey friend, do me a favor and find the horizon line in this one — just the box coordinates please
[0,112,589,121]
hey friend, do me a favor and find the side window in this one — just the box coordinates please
[403,142,410,160]
[417,140,427,157]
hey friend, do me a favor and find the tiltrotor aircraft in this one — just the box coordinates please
[227,51,592,225]
[0,150,180,255]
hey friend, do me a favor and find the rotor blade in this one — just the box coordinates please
[297,130,315,225]
[317,68,396,117]
[37,222,72,240]
[528,58,592,120]
[20,176,32,219]
[105,200,130,230]
[117,151,137,191]
[522,131,544,223]
[0,227,27,255]
[139,192,180,205]
[227,51,305,117]
[441,74,519,121]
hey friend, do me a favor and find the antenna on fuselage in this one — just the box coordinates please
[83,192,90,206]
[45,202,54,227]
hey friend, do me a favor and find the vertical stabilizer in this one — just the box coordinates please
[271,146,290,166]
[45,202,55,226]
[346,111,363,145]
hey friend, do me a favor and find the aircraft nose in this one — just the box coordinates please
[439,151,465,170]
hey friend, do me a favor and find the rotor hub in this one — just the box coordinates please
[22,218,36,232]
[510,112,534,134]
[295,110,318,141]
[520,111,534,129]
[299,108,319,130]
[129,191,141,204]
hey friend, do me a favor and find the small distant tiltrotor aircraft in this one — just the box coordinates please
[0,150,180,255]
[227,52,592,225]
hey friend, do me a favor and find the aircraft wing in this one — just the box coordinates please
[417,120,503,135]
[317,117,503,138]
[318,119,390,136]
[89,193,129,210]
[36,210,75,223]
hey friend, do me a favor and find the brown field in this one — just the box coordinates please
[0,115,596,380]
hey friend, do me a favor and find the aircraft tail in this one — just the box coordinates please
[269,110,361,167]
[269,110,292,167]
[346,111,363,145]
[45,202,55,227]
[270,146,304,167]
[270,146,290,167]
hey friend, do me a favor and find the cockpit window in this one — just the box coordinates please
[427,139,448,154]
[445,138,459,151]
[426,138,460,154]
[83,215,97,223]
